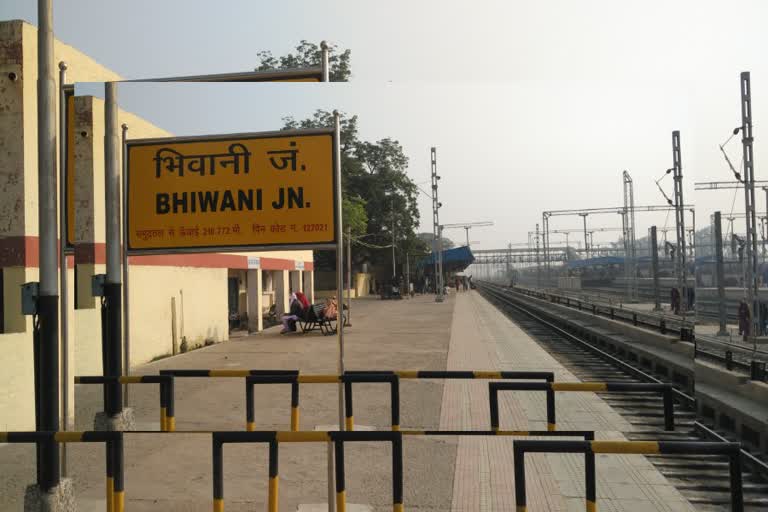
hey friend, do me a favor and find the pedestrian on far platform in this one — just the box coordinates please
[738,300,751,341]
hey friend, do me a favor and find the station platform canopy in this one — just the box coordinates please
[420,246,475,274]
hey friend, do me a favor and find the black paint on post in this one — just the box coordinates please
[104,283,123,416]
[37,295,60,490]
[212,439,223,502]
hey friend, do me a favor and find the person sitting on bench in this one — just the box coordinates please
[281,293,305,334]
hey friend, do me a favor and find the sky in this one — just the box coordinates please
[3,0,768,250]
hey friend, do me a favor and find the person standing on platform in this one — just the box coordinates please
[671,287,681,315]
[738,300,751,341]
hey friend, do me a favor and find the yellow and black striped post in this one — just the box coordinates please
[334,439,346,512]
[245,375,303,432]
[76,375,175,431]
[341,373,401,431]
[514,440,743,512]
[0,432,123,511]
[268,440,279,512]
[490,381,676,433]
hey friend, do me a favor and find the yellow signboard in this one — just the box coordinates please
[126,129,337,253]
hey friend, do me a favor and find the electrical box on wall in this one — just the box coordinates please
[91,274,106,297]
[21,282,39,315]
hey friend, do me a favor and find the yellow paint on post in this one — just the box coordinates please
[586,499,597,512]
[290,407,300,431]
[114,491,125,512]
[400,430,425,436]
[591,441,659,454]
[120,376,143,383]
[126,132,336,251]
[552,382,607,392]
[160,407,167,431]
[268,476,279,512]
[336,490,346,512]
[299,375,339,383]
[395,370,418,379]
[213,498,224,512]
[54,432,83,443]
[473,371,502,379]
[391,424,400,432]
[393,503,404,512]
[496,431,529,436]
[276,431,329,443]
[515,507,527,512]
[345,416,354,431]
[547,423,556,432]
[0,433,7,443]
[167,416,176,432]
[247,421,255,432]
[106,478,114,512]
[209,370,250,377]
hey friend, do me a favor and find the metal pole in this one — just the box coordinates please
[320,41,330,82]
[740,72,760,338]
[391,198,396,278]
[37,0,60,490]
[714,212,728,335]
[672,131,687,314]
[580,214,589,259]
[121,123,130,405]
[465,226,470,247]
[690,208,696,259]
[651,226,661,311]
[535,224,541,287]
[57,60,69,479]
[104,82,123,418]
[431,147,444,302]
[346,225,352,325]
[331,111,346,512]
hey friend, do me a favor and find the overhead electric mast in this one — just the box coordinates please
[441,221,494,247]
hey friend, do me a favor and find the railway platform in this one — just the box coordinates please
[0,291,696,511]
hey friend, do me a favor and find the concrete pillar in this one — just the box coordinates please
[289,270,301,294]
[303,271,315,303]
[246,269,263,332]
[275,270,290,317]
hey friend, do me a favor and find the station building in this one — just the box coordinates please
[0,20,315,430]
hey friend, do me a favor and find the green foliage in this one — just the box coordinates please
[281,110,422,269]
[255,40,351,82]
[417,232,455,250]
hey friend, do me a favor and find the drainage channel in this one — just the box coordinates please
[478,282,768,511]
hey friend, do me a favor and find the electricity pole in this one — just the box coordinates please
[671,131,688,313]
[579,213,589,259]
[650,226,661,311]
[431,147,444,302]
[623,171,637,301]
[714,212,728,335]
[739,72,760,338]
[535,223,542,287]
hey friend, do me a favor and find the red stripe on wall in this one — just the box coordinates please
[3,237,313,271]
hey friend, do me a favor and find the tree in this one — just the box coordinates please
[281,110,421,270]
[418,232,455,250]
[255,40,351,82]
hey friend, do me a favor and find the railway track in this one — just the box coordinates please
[477,282,768,511]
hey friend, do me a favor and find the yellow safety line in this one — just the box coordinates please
[551,382,607,392]
[276,431,329,443]
[591,441,660,454]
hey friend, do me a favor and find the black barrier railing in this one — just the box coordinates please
[212,431,403,512]
[75,375,176,431]
[163,369,555,431]
[0,431,124,512]
[244,373,401,432]
[513,440,743,512]
[490,381,675,432]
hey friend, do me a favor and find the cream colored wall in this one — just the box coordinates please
[128,265,228,366]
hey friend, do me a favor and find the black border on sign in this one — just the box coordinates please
[125,127,338,255]
[63,87,75,253]
[121,67,323,83]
